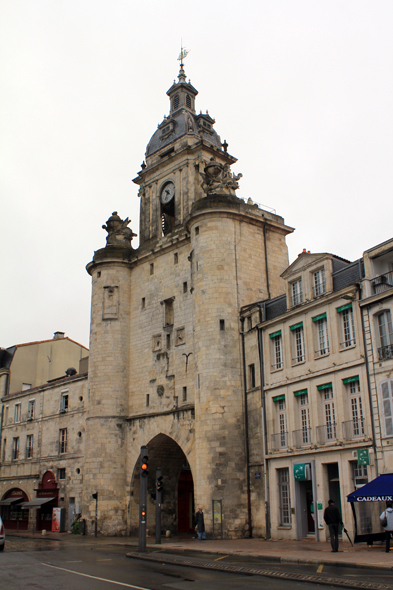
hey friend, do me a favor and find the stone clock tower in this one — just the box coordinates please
[84,60,293,537]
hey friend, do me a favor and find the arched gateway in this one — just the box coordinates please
[129,434,194,535]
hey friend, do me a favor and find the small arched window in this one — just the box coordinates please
[173,94,179,110]
[186,94,191,108]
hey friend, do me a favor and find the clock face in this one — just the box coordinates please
[161,182,175,204]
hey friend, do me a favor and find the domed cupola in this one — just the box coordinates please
[145,62,223,158]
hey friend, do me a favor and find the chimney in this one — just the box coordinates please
[53,332,65,340]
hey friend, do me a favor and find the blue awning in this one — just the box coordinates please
[347,473,393,502]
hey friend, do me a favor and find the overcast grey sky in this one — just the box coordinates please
[1,0,392,350]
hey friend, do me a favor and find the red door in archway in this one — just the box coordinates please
[178,470,194,533]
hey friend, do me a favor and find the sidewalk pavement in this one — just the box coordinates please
[6,529,393,571]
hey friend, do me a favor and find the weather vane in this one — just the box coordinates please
[177,41,189,65]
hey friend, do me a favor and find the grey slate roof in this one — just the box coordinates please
[145,109,222,157]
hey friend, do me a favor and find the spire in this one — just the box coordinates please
[177,45,189,84]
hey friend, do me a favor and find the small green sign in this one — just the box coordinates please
[294,464,307,481]
[357,449,370,466]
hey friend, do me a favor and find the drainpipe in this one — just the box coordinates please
[240,316,252,538]
[258,303,271,539]
[359,285,379,476]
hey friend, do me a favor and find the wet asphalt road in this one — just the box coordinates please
[0,536,391,590]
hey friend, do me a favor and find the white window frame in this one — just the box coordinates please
[377,310,393,361]
[278,468,291,525]
[14,403,21,423]
[313,268,326,297]
[59,428,67,454]
[271,334,283,371]
[291,279,303,306]
[314,317,329,357]
[277,399,287,448]
[299,393,311,445]
[323,388,336,440]
[339,306,356,348]
[380,379,393,437]
[348,381,364,437]
[292,326,305,364]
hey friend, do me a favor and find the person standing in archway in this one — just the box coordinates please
[195,507,205,540]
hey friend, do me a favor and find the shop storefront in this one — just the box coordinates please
[0,488,29,530]
[20,471,58,531]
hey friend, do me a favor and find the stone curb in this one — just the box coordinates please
[126,551,393,590]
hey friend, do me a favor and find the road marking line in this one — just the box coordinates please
[66,561,83,563]
[41,563,153,589]
[214,555,228,561]
[97,559,113,561]
[316,564,324,573]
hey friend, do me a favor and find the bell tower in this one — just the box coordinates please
[133,60,238,248]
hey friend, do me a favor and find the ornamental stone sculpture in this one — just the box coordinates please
[102,211,137,248]
[200,158,242,196]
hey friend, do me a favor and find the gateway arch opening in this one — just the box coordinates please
[130,434,194,535]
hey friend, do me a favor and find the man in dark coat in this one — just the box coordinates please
[324,499,343,552]
[195,507,205,540]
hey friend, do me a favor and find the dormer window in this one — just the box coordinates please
[291,279,303,306]
[313,269,326,297]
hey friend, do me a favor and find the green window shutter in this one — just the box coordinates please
[317,382,333,391]
[336,303,352,313]
[294,389,308,397]
[312,312,327,322]
[269,330,282,339]
[343,376,359,384]
[272,394,285,402]
[290,322,303,331]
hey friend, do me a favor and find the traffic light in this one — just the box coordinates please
[141,451,148,478]
[156,475,163,493]
[92,492,98,500]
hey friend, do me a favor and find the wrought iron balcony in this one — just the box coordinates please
[342,419,365,440]
[271,431,288,451]
[372,271,393,295]
[316,423,337,444]
[340,338,356,349]
[291,291,303,306]
[378,344,393,361]
[315,347,330,358]
[292,428,312,448]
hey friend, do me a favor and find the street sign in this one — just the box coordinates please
[357,449,370,466]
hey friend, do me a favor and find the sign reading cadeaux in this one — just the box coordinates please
[357,449,370,466]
